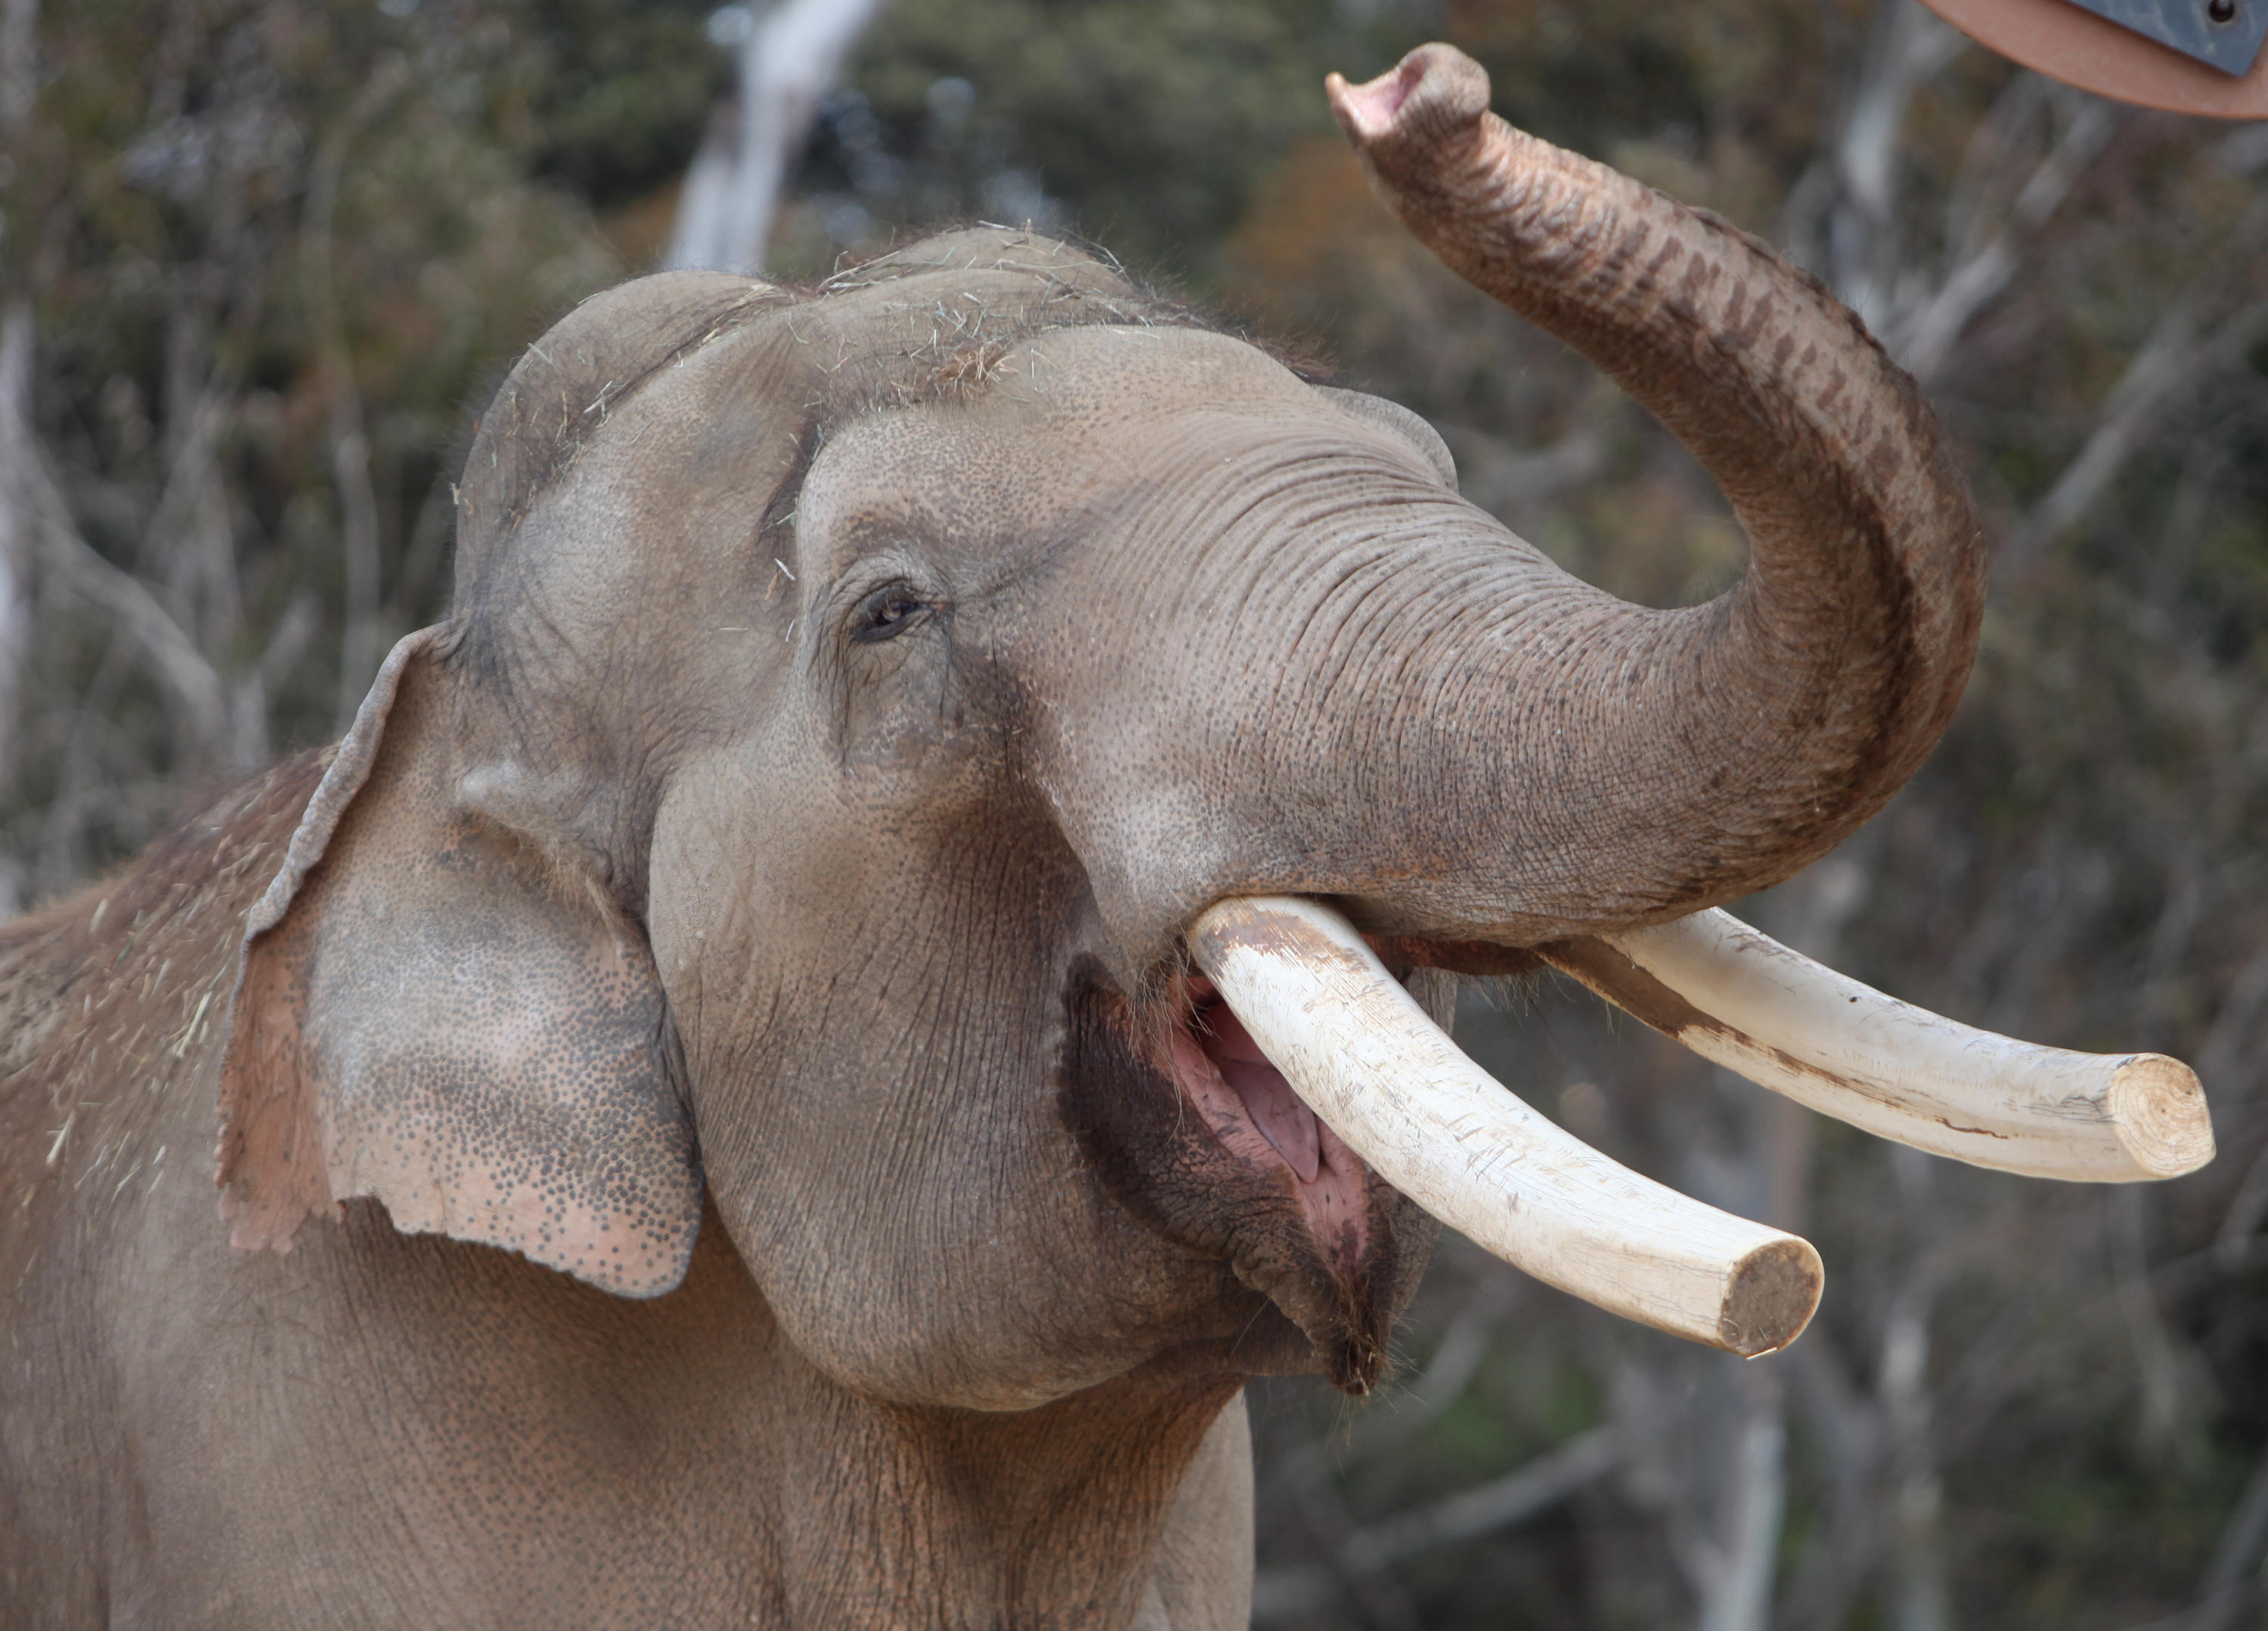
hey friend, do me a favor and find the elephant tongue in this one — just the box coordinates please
[1170,981,1373,1276]
[1216,1057,1321,1182]
[1196,997,1321,1181]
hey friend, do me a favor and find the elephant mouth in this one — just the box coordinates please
[1070,887,2200,1385]
[1164,970,1374,1280]
[1056,950,1444,1395]
[1154,930,1548,1292]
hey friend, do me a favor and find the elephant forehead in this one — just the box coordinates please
[796,327,1360,555]
[1001,324,1322,428]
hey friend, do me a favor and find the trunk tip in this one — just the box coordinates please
[1327,43,1490,155]
[1718,1236,1823,1357]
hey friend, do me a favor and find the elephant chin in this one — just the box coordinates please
[1056,955,1439,1395]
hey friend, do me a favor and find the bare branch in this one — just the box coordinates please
[2006,293,2268,564]
[301,59,411,730]
[0,298,31,801]
[1896,97,2117,384]
[1830,0,1969,327]
[2112,1187,2214,1455]
[0,0,39,822]
[1878,1208,1954,1631]
[1251,1429,1622,1623]
[2184,1443,2268,1631]
[30,452,226,751]
[0,0,33,131]
[1367,1428,1622,1562]
[1683,1363,1789,1631]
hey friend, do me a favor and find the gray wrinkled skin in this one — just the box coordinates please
[0,154,1980,1628]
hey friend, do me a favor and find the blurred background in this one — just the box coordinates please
[2,0,2265,1624]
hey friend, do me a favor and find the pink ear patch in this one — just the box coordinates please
[215,630,433,1253]
[305,902,705,1298]
[215,930,339,1252]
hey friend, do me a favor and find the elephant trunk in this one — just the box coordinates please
[1318,46,1983,933]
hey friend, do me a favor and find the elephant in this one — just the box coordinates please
[1,43,2009,1628]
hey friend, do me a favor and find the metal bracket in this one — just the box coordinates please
[2059,0,2268,77]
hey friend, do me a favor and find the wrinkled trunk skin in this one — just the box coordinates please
[1016,353,1975,981]
[1239,45,1981,949]
[1008,57,1981,981]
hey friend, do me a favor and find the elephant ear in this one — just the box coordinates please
[216,628,702,1296]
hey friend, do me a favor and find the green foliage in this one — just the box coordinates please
[797,0,1425,282]
[508,0,720,208]
[5,0,632,880]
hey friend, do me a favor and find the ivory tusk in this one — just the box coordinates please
[1542,910,2214,1182]
[1189,896,1822,1357]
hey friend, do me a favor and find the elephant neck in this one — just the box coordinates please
[761,1329,1248,1627]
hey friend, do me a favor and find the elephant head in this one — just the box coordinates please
[214,45,2026,1405]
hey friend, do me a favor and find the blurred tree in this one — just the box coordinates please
[510,0,718,210]
[768,0,1426,283]
[663,0,885,274]
[0,0,656,902]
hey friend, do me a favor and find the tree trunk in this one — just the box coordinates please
[665,0,889,274]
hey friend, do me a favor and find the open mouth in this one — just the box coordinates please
[1166,971,1372,1278]
[1057,949,1442,1396]
[1057,929,1540,1392]
[1148,931,1535,1287]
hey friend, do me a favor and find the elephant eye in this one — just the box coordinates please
[850,586,933,644]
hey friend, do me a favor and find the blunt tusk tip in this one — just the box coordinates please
[2108,1054,2217,1179]
[1581,912,2220,1185]
[1718,1236,1823,1358]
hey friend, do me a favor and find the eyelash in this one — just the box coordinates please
[850,587,933,643]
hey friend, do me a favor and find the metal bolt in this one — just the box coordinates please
[2208,0,2238,24]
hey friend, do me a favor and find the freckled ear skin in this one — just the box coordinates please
[215,627,702,1297]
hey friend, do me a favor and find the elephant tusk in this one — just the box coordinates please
[1188,896,1822,1357]
[1541,911,2215,1183]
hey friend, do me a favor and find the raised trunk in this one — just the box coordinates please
[1318,46,1982,936]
